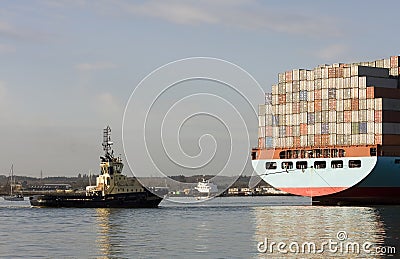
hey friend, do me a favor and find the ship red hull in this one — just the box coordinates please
[312,187,400,205]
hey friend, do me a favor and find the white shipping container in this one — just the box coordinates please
[322,88,328,99]
[273,126,279,137]
[322,111,329,122]
[259,115,265,126]
[322,78,329,88]
[308,135,315,146]
[359,134,367,145]
[344,67,351,78]
[322,100,329,110]
[375,123,382,134]
[367,133,375,145]
[322,67,328,78]
[358,77,366,88]
[258,126,265,137]
[272,94,279,106]
[315,123,322,134]
[344,89,351,99]
[344,77,351,88]
[376,59,384,68]
[300,135,308,146]
[293,114,300,125]
[337,111,344,123]
[359,99,367,110]
[344,99,352,110]
[390,68,399,76]
[292,69,300,81]
[359,110,367,122]
[351,110,359,122]
[329,123,337,133]
[337,100,344,111]
[384,58,391,69]
[351,87,359,98]
[367,99,375,110]
[351,134,360,145]
[293,125,300,136]
[272,84,279,95]
[359,88,366,99]
[329,111,336,122]
[328,78,335,88]
[308,90,315,101]
[367,110,374,122]
[367,122,374,133]
[300,80,307,91]
[329,134,337,145]
[308,124,315,134]
[279,104,284,115]
[344,123,352,135]
[350,76,359,87]
[337,123,344,134]
[286,137,294,147]
[337,89,344,100]
[307,80,314,91]
[300,112,307,124]
[258,104,266,115]
[375,98,383,110]
[292,92,299,102]
[286,103,292,114]
[273,105,279,114]
[337,78,344,89]
[308,102,315,113]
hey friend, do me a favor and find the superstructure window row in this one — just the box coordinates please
[266,160,361,170]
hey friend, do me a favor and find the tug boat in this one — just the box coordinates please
[29,126,163,208]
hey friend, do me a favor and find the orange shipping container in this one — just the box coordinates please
[300,123,308,135]
[278,94,286,104]
[344,111,352,122]
[292,103,300,113]
[286,126,293,136]
[314,100,322,111]
[390,56,399,68]
[314,135,322,146]
[351,98,359,110]
[285,71,292,82]
[329,99,336,110]
[314,89,322,100]
[293,136,301,147]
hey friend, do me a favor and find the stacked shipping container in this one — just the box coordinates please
[258,56,400,150]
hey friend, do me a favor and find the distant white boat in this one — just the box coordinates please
[3,165,24,201]
[195,178,218,194]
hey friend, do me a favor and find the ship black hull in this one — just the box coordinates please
[29,191,163,208]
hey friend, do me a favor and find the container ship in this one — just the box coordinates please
[252,56,400,205]
[29,126,163,208]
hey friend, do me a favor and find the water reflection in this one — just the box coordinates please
[95,208,128,258]
[252,206,399,258]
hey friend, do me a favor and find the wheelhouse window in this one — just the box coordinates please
[281,161,293,169]
[279,151,286,159]
[338,149,345,157]
[266,162,277,170]
[370,148,377,156]
[349,160,361,168]
[296,161,307,169]
[331,160,343,168]
[314,161,326,169]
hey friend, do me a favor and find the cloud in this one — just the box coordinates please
[0,20,51,41]
[118,0,342,37]
[75,61,117,72]
[0,44,16,54]
[93,92,122,116]
[316,44,348,60]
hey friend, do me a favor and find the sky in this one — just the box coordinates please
[1,0,400,177]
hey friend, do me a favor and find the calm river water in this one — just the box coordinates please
[0,196,399,258]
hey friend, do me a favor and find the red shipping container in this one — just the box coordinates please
[314,135,322,146]
[294,136,301,147]
[336,67,344,78]
[366,87,374,99]
[314,100,322,111]
[375,110,382,123]
[314,89,322,100]
[344,111,352,122]
[351,98,359,110]
[365,86,400,99]
[328,68,336,78]
[292,103,300,113]
[300,123,308,135]
[278,94,286,104]
[286,126,293,136]
[328,99,336,110]
[375,135,382,145]
[390,56,399,68]
[285,71,292,82]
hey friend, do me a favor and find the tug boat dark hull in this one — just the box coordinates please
[29,190,162,208]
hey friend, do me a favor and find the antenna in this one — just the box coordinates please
[102,126,113,157]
